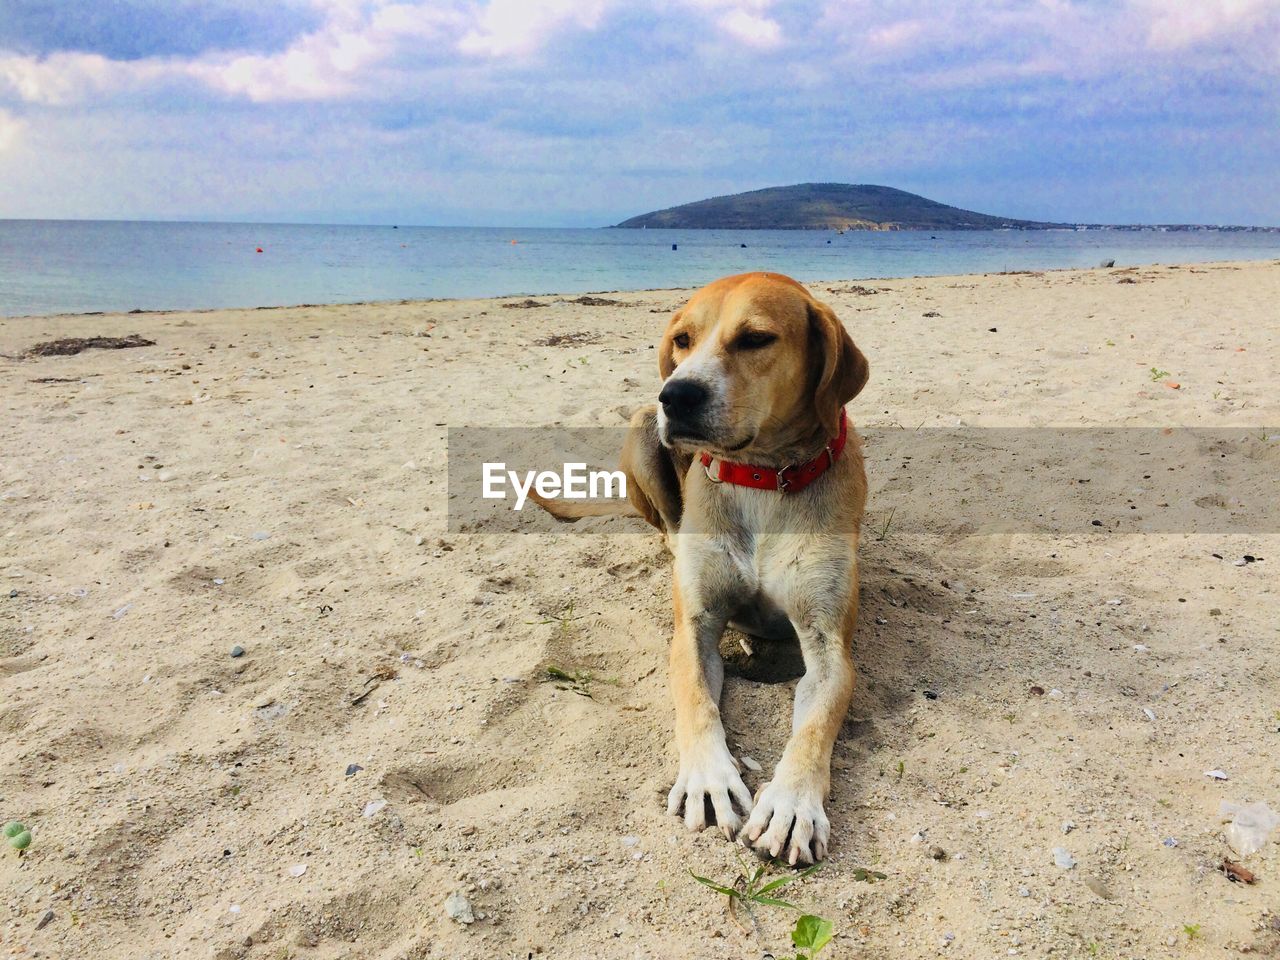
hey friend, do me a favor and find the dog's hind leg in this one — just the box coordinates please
[620,405,686,536]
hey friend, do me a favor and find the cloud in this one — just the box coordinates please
[0,0,1277,225]
[716,9,782,48]
[1135,0,1277,51]
[0,107,22,150]
[457,0,610,57]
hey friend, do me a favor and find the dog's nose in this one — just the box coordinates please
[659,379,709,418]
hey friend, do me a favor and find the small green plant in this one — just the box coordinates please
[788,914,835,959]
[895,760,905,780]
[874,507,896,541]
[4,820,31,853]
[850,867,887,882]
[691,852,820,932]
[542,665,618,699]
[529,599,586,637]
[1149,367,1170,382]
[1183,923,1202,941]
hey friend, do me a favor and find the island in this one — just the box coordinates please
[613,183,1279,232]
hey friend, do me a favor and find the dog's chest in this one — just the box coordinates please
[678,494,812,612]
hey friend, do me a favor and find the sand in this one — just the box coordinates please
[2,260,1278,959]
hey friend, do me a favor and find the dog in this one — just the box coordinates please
[534,272,869,865]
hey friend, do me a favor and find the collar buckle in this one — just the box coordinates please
[776,463,796,492]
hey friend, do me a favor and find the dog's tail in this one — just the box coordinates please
[527,491,642,523]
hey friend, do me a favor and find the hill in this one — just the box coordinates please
[613,182,1068,230]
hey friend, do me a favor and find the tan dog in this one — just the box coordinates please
[537,272,868,865]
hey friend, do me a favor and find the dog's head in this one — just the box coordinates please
[656,272,869,461]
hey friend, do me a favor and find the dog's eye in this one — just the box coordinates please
[735,331,777,350]
[672,333,691,349]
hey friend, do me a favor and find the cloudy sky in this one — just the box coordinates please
[1,0,1277,226]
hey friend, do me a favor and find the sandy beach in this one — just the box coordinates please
[2,259,1278,959]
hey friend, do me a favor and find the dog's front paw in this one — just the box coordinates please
[667,746,754,838]
[743,776,830,865]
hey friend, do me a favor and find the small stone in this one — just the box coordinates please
[1084,876,1114,900]
[1162,837,1179,848]
[345,764,363,777]
[35,909,54,930]
[363,799,388,818]
[289,864,307,878]
[1052,847,1076,869]
[461,825,476,836]
[445,891,475,924]
[621,836,640,847]
[1062,821,1076,834]
[1204,769,1229,780]
[928,845,947,861]
[1018,886,1030,897]
[230,645,245,658]
[740,755,762,772]
[251,531,271,541]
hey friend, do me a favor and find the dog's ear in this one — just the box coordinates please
[658,310,683,380]
[809,299,869,436]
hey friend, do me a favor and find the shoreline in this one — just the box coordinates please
[5,254,1280,323]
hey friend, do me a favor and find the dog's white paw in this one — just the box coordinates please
[743,776,830,865]
[667,746,753,838]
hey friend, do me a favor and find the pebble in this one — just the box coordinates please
[35,909,54,930]
[362,799,388,818]
[1204,769,1229,780]
[1062,821,1076,834]
[251,531,271,540]
[1162,837,1179,848]
[621,836,640,847]
[288,864,307,878]
[928,845,947,861]
[1017,886,1030,897]
[461,825,476,836]
[345,764,363,777]
[230,645,245,658]
[445,891,475,924]
[1084,876,1114,900]
[1052,847,1076,869]
[740,755,762,772]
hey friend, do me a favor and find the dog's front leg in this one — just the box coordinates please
[665,579,753,838]
[744,609,856,865]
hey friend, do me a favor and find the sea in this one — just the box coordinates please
[2,219,1279,318]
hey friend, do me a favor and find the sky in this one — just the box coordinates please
[1,0,1278,227]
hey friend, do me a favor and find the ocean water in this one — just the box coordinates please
[2,219,1279,318]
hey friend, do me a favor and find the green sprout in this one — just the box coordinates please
[5,820,32,853]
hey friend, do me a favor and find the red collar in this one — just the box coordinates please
[699,411,848,494]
